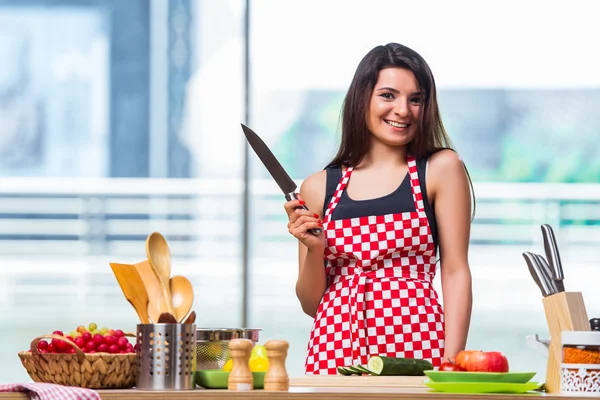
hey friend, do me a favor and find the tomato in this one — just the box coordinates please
[455,350,509,373]
[438,362,465,372]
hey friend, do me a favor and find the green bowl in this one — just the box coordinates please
[195,370,265,389]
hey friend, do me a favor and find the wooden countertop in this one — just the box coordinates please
[0,375,588,399]
[0,386,582,399]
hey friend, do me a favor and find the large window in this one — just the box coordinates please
[1,0,599,384]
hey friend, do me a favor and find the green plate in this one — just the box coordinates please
[424,370,536,384]
[424,381,542,394]
[194,370,265,389]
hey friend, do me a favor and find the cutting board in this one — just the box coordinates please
[289,375,427,388]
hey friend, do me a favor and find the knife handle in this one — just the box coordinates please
[523,252,553,297]
[541,224,564,281]
[285,192,322,236]
[535,253,565,293]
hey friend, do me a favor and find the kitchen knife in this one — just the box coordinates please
[541,224,565,291]
[522,252,554,297]
[534,252,564,293]
[241,123,322,236]
[532,253,559,295]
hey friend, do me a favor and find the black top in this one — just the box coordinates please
[322,156,438,250]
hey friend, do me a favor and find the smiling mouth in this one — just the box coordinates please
[385,120,409,128]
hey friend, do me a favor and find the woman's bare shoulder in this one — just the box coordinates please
[301,169,327,191]
[428,149,466,178]
[426,149,469,197]
[299,169,328,217]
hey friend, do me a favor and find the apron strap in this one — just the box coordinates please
[407,155,426,215]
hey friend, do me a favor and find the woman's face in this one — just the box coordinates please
[366,67,422,148]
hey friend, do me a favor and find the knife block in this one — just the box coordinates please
[541,291,590,393]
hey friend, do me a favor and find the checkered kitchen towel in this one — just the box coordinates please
[0,383,100,400]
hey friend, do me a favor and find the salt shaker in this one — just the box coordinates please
[264,340,289,391]
[227,338,254,391]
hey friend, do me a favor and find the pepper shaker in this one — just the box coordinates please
[227,339,254,391]
[264,340,289,391]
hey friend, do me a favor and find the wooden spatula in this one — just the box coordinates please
[109,262,150,324]
[134,259,174,322]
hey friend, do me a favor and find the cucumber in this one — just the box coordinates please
[337,366,353,375]
[367,356,433,376]
[355,365,374,375]
[346,366,365,375]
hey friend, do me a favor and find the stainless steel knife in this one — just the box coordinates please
[534,252,564,293]
[532,253,560,295]
[541,224,565,291]
[523,252,554,297]
[241,123,322,236]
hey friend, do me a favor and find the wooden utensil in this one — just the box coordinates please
[146,232,172,280]
[170,275,194,322]
[145,232,175,317]
[134,259,174,321]
[109,262,150,324]
[183,311,196,324]
[157,312,178,324]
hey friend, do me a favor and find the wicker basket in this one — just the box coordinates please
[17,333,137,389]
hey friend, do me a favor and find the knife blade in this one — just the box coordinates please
[522,252,554,297]
[541,224,565,291]
[241,123,322,236]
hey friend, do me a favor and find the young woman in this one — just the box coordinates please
[284,43,474,374]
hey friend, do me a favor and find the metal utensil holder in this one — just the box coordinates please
[136,323,196,390]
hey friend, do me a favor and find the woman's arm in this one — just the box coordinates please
[428,149,473,362]
[284,170,328,318]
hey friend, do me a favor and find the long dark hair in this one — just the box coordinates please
[327,42,476,219]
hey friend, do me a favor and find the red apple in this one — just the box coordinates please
[455,350,509,373]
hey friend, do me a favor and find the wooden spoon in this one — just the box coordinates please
[109,263,150,324]
[146,232,172,280]
[134,259,174,321]
[157,312,178,324]
[145,232,175,316]
[183,311,196,324]
[170,275,194,323]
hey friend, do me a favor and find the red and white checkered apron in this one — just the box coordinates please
[304,155,444,374]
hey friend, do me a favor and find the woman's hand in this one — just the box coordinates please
[284,196,325,251]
